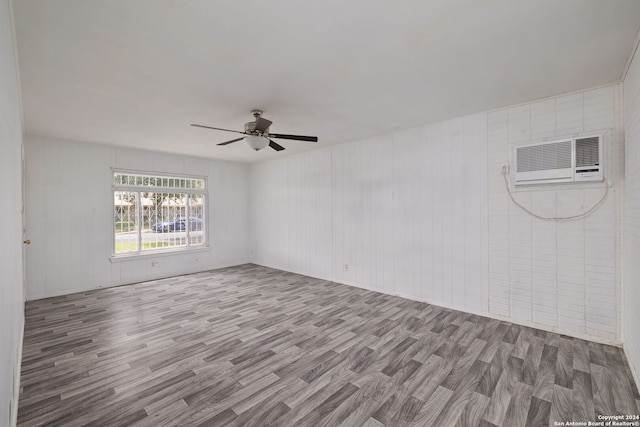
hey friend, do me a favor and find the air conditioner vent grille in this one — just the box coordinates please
[516,140,572,172]
[575,136,600,167]
[513,133,604,185]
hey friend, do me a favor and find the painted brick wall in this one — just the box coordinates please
[487,85,622,342]
[623,47,640,388]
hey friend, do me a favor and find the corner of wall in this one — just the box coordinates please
[10,314,24,426]
[622,28,640,396]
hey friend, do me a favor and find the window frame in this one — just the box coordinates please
[111,169,208,259]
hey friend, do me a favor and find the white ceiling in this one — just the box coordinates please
[14,0,640,163]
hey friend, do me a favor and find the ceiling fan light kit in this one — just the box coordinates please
[191,110,318,152]
[244,135,269,151]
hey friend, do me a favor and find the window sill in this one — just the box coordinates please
[110,246,211,263]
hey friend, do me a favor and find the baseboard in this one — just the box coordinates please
[409,292,620,347]
[32,260,622,348]
[290,269,623,348]
[26,261,252,301]
[470,308,621,347]
[248,262,623,347]
[11,312,24,427]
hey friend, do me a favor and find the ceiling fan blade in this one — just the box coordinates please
[254,117,273,133]
[269,133,318,142]
[217,137,245,146]
[191,124,246,135]
[268,139,285,151]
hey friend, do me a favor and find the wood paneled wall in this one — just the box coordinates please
[250,114,489,314]
[250,86,623,347]
[24,136,250,300]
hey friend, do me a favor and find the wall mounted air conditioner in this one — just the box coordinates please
[512,133,604,186]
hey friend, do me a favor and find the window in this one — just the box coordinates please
[113,171,206,255]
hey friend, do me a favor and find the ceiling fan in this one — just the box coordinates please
[191,110,318,152]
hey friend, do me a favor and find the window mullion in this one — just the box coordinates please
[136,192,142,254]
[185,193,190,247]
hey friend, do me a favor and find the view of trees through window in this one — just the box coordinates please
[113,172,206,254]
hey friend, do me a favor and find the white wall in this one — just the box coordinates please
[250,85,623,345]
[251,113,489,314]
[251,149,333,279]
[24,135,250,300]
[0,0,24,424]
[623,45,640,389]
[488,85,622,343]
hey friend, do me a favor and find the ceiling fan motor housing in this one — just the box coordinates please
[244,121,258,134]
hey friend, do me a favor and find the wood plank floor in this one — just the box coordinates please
[18,264,640,426]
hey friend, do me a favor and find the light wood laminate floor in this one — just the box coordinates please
[18,264,640,426]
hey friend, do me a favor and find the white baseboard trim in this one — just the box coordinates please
[249,262,623,347]
[26,261,252,301]
[304,272,623,347]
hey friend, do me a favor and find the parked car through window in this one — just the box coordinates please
[152,217,203,232]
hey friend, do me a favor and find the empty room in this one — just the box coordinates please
[3,1,640,426]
